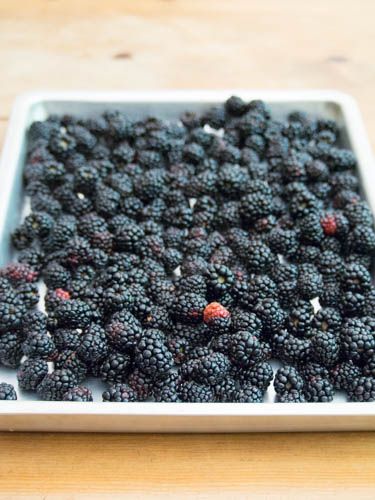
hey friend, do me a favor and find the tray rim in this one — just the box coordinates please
[1,89,375,420]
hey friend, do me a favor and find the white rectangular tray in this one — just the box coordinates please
[1,90,375,432]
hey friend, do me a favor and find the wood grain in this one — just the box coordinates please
[1,0,375,495]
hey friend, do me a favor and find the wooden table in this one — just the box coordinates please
[1,0,375,496]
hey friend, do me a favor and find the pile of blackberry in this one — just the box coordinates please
[1,96,374,403]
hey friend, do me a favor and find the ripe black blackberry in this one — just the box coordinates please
[63,386,93,402]
[288,300,313,337]
[277,390,306,403]
[311,307,342,335]
[272,330,311,365]
[102,383,137,402]
[348,225,375,255]
[348,377,375,402]
[363,356,375,377]
[231,309,262,336]
[225,95,249,116]
[304,377,334,402]
[341,318,375,364]
[173,292,207,325]
[16,282,39,309]
[178,381,215,402]
[341,291,366,316]
[77,324,108,366]
[297,264,323,300]
[43,262,71,289]
[127,368,154,401]
[189,352,231,386]
[0,331,24,368]
[135,329,173,377]
[341,262,372,293]
[233,384,264,403]
[17,358,48,390]
[268,228,299,256]
[254,298,286,333]
[55,350,88,383]
[37,369,77,401]
[310,331,340,367]
[0,292,27,331]
[100,352,133,384]
[230,331,262,368]
[244,274,278,304]
[235,361,273,390]
[344,200,373,227]
[300,362,329,381]
[0,383,17,400]
[239,190,273,222]
[142,305,172,332]
[205,264,234,299]
[22,332,57,361]
[330,361,361,391]
[273,365,304,395]
[22,310,48,335]
[213,377,237,402]
[52,299,98,329]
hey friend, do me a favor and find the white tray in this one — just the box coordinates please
[0,90,375,432]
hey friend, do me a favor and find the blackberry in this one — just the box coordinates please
[348,226,375,255]
[100,352,133,384]
[300,362,329,381]
[22,332,57,360]
[205,264,234,298]
[297,264,323,300]
[142,305,172,331]
[273,365,304,395]
[348,377,375,402]
[239,191,272,222]
[51,299,98,329]
[178,381,215,402]
[254,298,286,332]
[213,377,237,402]
[330,361,361,390]
[246,240,274,272]
[272,330,311,365]
[102,383,137,402]
[341,318,375,364]
[217,164,250,197]
[278,280,298,309]
[0,383,17,400]
[22,310,48,335]
[63,386,93,402]
[113,223,145,253]
[341,291,366,316]
[231,309,262,336]
[177,275,207,297]
[288,300,313,337]
[203,302,231,334]
[304,377,334,402]
[310,331,340,367]
[311,307,342,335]
[236,361,273,390]
[341,263,371,293]
[345,201,373,227]
[225,95,249,116]
[154,385,180,402]
[233,384,264,403]
[268,228,299,256]
[17,358,48,390]
[55,350,87,383]
[0,291,26,331]
[77,324,108,365]
[173,293,207,324]
[16,282,39,309]
[363,356,375,377]
[135,329,173,377]
[37,369,77,401]
[230,331,262,367]
[190,352,231,386]
[43,262,71,289]
[277,390,306,403]
[127,368,154,401]
[0,332,24,368]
